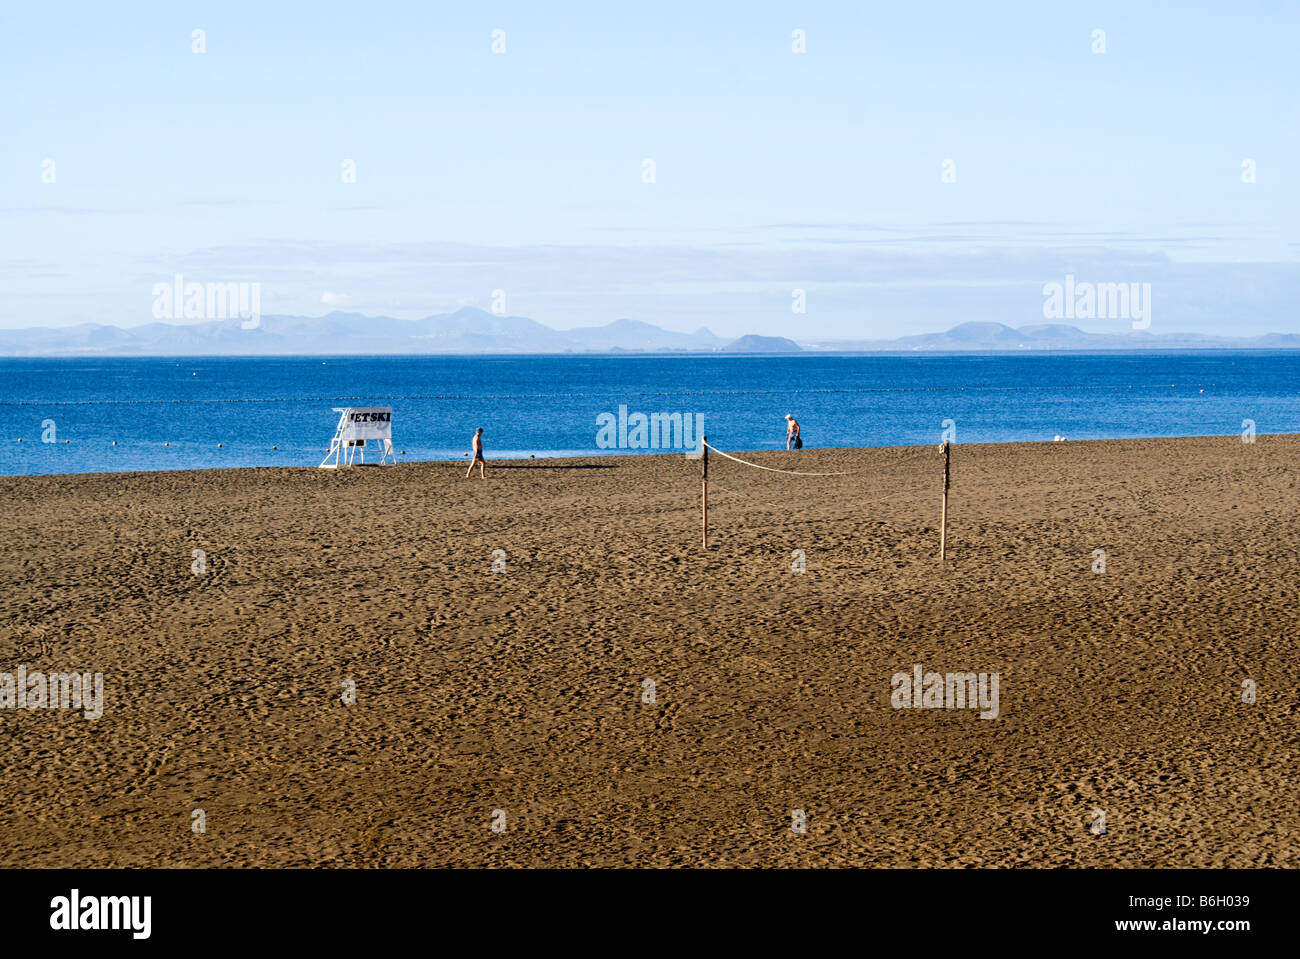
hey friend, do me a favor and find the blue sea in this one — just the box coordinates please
[1,352,1297,476]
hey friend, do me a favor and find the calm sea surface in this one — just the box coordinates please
[1,352,1296,476]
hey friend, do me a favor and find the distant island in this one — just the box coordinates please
[723,334,803,353]
[1,308,1297,356]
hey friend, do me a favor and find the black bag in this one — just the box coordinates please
[794,435,803,449]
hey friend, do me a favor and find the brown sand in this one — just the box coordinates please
[0,436,1296,867]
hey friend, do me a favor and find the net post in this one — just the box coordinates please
[939,440,950,562]
[701,435,709,550]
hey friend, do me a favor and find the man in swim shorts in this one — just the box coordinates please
[466,427,486,479]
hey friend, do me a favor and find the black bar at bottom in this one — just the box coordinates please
[2,867,1281,946]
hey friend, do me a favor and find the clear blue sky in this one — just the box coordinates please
[2,0,1297,337]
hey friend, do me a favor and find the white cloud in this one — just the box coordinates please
[320,291,351,307]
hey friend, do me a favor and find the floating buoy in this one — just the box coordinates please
[164,442,169,447]
[217,443,223,448]
[112,441,117,446]
[272,445,277,450]
[1199,389,1205,394]
[16,438,21,442]
[64,439,69,444]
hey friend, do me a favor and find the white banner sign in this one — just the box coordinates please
[339,407,392,442]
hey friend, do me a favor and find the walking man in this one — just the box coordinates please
[466,427,486,479]
[785,414,802,450]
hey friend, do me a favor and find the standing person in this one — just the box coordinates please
[785,414,802,450]
[466,427,486,479]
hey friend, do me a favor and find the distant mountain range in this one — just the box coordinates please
[0,310,1297,356]
[803,322,1300,352]
[0,309,731,356]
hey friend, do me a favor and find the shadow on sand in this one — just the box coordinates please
[471,462,619,470]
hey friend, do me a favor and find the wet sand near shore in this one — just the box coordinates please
[0,435,1296,867]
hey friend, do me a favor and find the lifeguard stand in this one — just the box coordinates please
[320,406,396,468]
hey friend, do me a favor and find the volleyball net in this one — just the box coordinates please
[693,437,952,558]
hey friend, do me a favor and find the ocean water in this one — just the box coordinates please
[1,352,1297,476]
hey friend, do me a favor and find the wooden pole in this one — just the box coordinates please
[939,440,950,562]
[701,435,709,549]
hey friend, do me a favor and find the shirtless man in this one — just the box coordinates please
[785,414,801,450]
[466,427,486,479]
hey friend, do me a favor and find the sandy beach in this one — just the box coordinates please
[0,435,1296,868]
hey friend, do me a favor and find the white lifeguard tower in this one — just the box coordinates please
[320,406,396,468]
